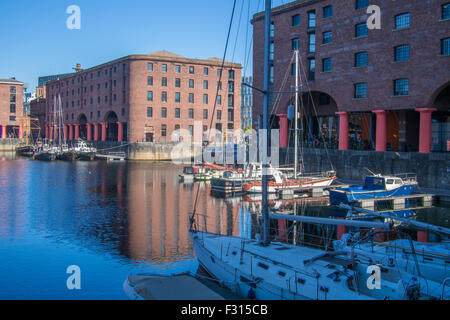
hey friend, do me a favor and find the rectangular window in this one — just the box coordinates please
[147,91,153,102]
[203,94,208,104]
[292,14,300,26]
[175,65,181,73]
[204,67,209,75]
[323,5,332,18]
[10,86,16,93]
[161,125,167,137]
[217,95,222,105]
[203,80,209,90]
[148,63,153,71]
[395,13,410,30]
[228,94,234,107]
[175,92,180,103]
[175,108,180,118]
[269,41,274,60]
[10,103,16,113]
[292,38,300,50]
[442,38,450,55]
[217,69,222,77]
[9,116,16,122]
[443,3,450,19]
[394,78,409,96]
[323,31,332,44]
[203,109,208,120]
[189,93,194,104]
[147,107,153,118]
[175,78,181,88]
[217,81,222,91]
[162,107,167,118]
[322,58,332,72]
[394,45,410,61]
[189,66,195,74]
[355,23,368,37]
[308,10,316,28]
[148,76,153,86]
[217,110,222,120]
[189,109,194,119]
[308,58,315,81]
[162,77,167,87]
[189,79,194,88]
[270,22,274,38]
[355,0,368,9]
[228,70,235,79]
[355,52,368,67]
[162,64,167,72]
[227,109,234,122]
[308,33,316,53]
[354,83,367,99]
[228,81,234,93]
[189,125,193,136]
[162,92,167,102]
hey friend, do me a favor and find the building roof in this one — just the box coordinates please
[147,50,185,59]
[0,78,23,85]
[252,0,320,22]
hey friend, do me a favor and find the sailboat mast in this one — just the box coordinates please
[294,50,299,178]
[59,94,65,144]
[262,0,272,246]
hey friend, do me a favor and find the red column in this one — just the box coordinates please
[101,122,107,142]
[64,125,68,141]
[94,123,99,141]
[74,124,80,140]
[373,110,387,152]
[49,126,53,140]
[45,125,49,139]
[1,125,6,139]
[417,231,429,243]
[415,108,436,153]
[277,114,288,148]
[86,124,92,141]
[19,126,23,140]
[68,125,73,140]
[336,112,349,150]
[117,122,124,142]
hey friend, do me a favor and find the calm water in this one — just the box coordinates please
[0,152,448,299]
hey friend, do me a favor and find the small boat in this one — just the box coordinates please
[57,144,77,161]
[73,140,96,161]
[34,145,58,161]
[329,174,418,205]
[243,170,336,193]
[179,166,195,182]
[16,145,36,157]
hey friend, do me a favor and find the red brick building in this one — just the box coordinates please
[0,78,24,139]
[44,51,242,143]
[252,0,450,152]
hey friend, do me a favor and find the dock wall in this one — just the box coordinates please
[0,139,21,151]
[280,148,450,191]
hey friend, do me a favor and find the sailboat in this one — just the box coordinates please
[190,0,447,300]
[34,95,61,161]
[242,50,336,194]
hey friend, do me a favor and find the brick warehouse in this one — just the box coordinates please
[0,78,24,139]
[252,0,450,153]
[44,51,241,143]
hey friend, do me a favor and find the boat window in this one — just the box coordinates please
[297,278,306,284]
[278,271,286,277]
[210,256,215,263]
[373,178,383,185]
[386,179,394,184]
[395,179,402,184]
[257,262,269,270]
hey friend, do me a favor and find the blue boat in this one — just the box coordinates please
[330,174,418,205]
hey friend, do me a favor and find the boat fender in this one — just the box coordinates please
[247,288,256,300]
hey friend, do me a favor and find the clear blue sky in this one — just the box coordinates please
[0,0,290,93]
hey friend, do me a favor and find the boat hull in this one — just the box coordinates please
[244,177,336,193]
[34,152,57,161]
[329,185,416,205]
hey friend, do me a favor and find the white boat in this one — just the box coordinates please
[243,170,336,193]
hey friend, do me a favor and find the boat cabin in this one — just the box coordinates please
[364,176,404,191]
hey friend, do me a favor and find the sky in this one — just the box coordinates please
[0,0,291,93]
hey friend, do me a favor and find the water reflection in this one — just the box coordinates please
[0,159,448,299]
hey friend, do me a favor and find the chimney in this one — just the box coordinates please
[74,63,83,73]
